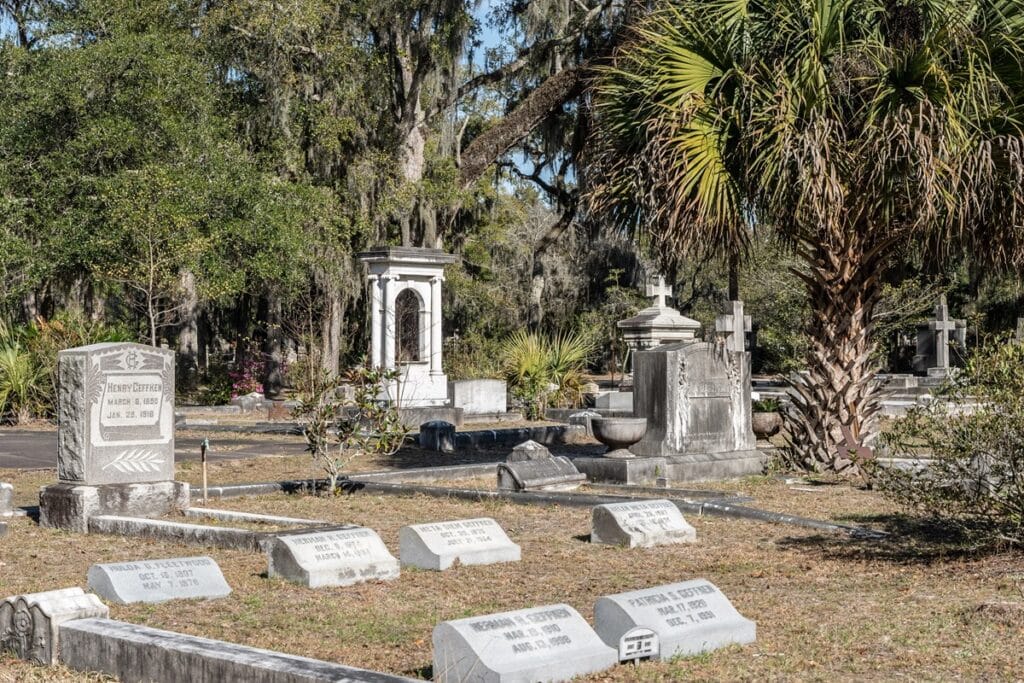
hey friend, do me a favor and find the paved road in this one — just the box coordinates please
[0,429,309,469]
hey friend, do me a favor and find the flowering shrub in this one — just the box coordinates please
[229,356,265,397]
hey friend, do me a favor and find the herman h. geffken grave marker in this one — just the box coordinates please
[39,342,189,532]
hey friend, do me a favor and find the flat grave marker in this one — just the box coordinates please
[87,556,231,604]
[594,578,755,661]
[591,499,696,548]
[433,603,617,683]
[400,517,520,571]
[267,526,399,588]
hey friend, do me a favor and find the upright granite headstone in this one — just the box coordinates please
[267,526,400,588]
[594,578,756,661]
[631,341,761,480]
[591,500,696,548]
[39,343,189,532]
[0,587,109,665]
[432,604,617,683]
[87,556,232,604]
[400,518,520,570]
[0,481,14,516]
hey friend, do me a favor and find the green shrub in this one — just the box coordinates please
[752,398,780,412]
[878,340,1024,546]
[500,330,595,420]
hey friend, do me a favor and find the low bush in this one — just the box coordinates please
[879,340,1024,546]
[500,330,595,420]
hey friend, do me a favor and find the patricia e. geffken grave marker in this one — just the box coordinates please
[432,603,617,683]
[267,526,400,588]
[39,342,188,532]
[591,499,696,548]
[400,517,520,571]
[594,578,755,662]
[87,556,231,604]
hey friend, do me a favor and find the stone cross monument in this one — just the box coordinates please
[715,300,752,353]
[928,295,961,378]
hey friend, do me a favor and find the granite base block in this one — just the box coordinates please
[39,481,190,533]
[663,450,766,481]
[59,618,417,683]
[573,457,667,485]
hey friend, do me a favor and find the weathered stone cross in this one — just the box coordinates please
[715,300,752,353]
[644,275,672,309]
[929,295,957,372]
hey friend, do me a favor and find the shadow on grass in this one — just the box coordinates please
[777,512,1018,564]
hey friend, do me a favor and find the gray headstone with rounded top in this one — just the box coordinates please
[591,499,696,548]
[594,578,755,662]
[432,603,617,683]
[400,518,520,570]
[267,526,400,588]
[87,556,231,604]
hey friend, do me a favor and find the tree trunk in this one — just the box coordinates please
[528,257,545,331]
[320,286,342,379]
[784,231,884,477]
[177,270,200,391]
[263,293,285,398]
[728,251,740,301]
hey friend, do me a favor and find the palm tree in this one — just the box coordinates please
[586,0,1024,475]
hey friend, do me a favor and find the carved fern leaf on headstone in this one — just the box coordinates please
[101,449,165,473]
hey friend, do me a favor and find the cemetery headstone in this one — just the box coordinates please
[87,556,232,604]
[631,341,761,479]
[568,410,601,438]
[400,518,520,570]
[39,342,189,533]
[0,481,13,516]
[0,587,109,665]
[715,300,752,353]
[591,500,696,548]
[448,379,508,415]
[507,440,552,462]
[594,578,756,662]
[420,420,456,453]
[432,603,618,683]
[497,456,585,492]
[267,526,400,588]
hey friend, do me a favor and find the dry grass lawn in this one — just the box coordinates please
[2,456,1023,682]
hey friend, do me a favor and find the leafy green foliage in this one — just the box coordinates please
[294,364,407,495]
[500,330,595,419]
[880,340,1024,545]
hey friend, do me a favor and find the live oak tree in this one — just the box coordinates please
[587,0,1024,474]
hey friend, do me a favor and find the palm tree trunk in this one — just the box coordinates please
[785,231,884,476]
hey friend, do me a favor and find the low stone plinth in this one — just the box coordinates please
[59,618,418,682]
[39,481,190,534]
[663,451,765,481]
[574,456,667,485]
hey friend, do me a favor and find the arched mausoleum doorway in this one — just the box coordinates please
[357,247,458,406]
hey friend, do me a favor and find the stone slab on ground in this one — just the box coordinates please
[0,587,109,665]
[432,603,618,683]
[497,456,585,492]
[591,499,696,548]
[59,618,418,683]
[399,517,520,571]
[87,556,232,604]
[183,507,326,527]
[267,526,400,588]
[593,578,756,661]
[662,451,765,481]
[39,481,190,534]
